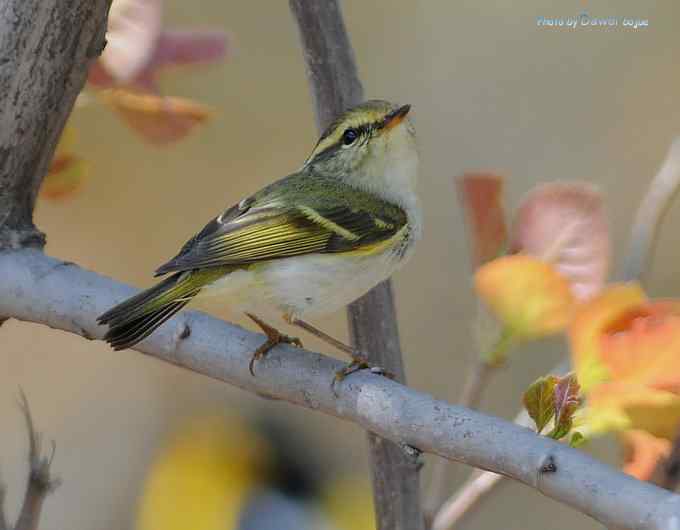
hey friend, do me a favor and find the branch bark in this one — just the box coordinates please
[1,249,680,530]
[433,359,571,529]
[288,2,423,529]
[0,0,110,250]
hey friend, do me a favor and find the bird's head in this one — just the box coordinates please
[304,100,418,200]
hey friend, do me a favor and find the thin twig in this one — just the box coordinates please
[288,2,423,529]
[12,391,60,530]
[432,471,503,530]
[620,137,680,282]
[458,361,495,410]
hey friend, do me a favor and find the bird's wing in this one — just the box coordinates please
[154,176,407,276]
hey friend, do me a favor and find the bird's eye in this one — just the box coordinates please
[342,128,359,145]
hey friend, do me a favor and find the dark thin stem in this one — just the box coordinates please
[288,2,423,529]
[0,482,8,530]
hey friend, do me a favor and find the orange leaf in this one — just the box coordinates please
[42,156,88,200]
[456,173,507,268]
[41,125,88,200]
[572,285,680,439]
[601,302,680,392]
[475,255,575,339]
[100,89,213,145]
[587,384,680,440]
[569,283,646,391]
[512,182,609,301]
[622,430,671,482]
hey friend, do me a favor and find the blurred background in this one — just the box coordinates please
[2,1,680,529]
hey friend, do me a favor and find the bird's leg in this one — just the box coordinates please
[284,315,392,388]
[285,316,354,356]
[245,313,302,376]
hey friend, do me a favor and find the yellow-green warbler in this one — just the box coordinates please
[98,100,421,381]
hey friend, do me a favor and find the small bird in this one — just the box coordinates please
[98,100,421,380]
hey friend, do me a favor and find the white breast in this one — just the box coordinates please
[200,229,416,322]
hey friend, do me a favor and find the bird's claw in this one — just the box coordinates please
[248,331,302,376]
[331,354,394,396]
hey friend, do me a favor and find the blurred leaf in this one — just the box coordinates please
[42,157,88,200]
[457,173,507,268]
[100,89,214,145]
[136,415,269,530]
[523,375,558,433]
[41,125,88,200]
[569,431,586,448]
[599,300,680,394]
[322,477,375,530]
[571,285,680,440]
[89,0,229,93]
[151,30,229,70]
[622,430,671,481]
[511,182,609,301]
[475,254,576,339]
[578,398,631,435]
[97,0,164,86]
[569,283,646,392]
[549,373,581,439]
[587,384,680,440]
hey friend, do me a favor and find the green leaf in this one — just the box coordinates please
[523,375,559,434]
[569,431,586,448]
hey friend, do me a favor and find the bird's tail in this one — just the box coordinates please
[98,270,217,350]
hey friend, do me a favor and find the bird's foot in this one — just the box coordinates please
[331,352,394,396]
[246,313,302,376]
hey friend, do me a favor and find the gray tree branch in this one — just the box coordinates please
[1,249,680,529]
[288,2,423,529]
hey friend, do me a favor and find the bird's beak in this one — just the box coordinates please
[382,104,411,131]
